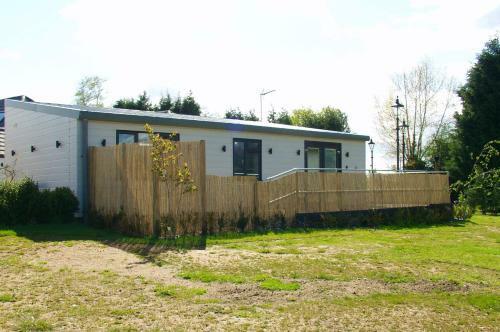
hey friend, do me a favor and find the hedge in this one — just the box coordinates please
[0,178,79,225]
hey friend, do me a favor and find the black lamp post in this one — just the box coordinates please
[400,120,409,170]
[368,138,375,172]
[391,97,404,171]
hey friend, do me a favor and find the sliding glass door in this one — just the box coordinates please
[304,141,341,170]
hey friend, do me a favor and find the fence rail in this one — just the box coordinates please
[88,142,450,236]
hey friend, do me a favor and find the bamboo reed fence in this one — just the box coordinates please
[88,142,450,236]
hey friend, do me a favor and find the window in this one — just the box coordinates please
[304,141,341,170]
[116,130,179,144]
[117,131,135,144]
[233,138,262,180]
[0,113,4,127]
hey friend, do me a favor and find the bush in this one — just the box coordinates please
[0,178,79,225]
[464,169,499,214]
[456,140,499,215]
[453,194,474,221]
[0,178,40,224]
[37,187,79,223]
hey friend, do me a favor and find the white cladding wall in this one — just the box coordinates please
[0,129,5,178]
[88,121,366,179]
[4,106,80,195]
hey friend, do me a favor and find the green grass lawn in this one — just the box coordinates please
[0,215,498,330]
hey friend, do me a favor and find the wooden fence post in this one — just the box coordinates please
[254,179,258,222]
[295,171,300,215]
[337,172,343,211]
[199,140,207,236]
[152,171,159,237]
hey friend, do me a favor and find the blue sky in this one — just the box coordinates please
[1,0,499,167]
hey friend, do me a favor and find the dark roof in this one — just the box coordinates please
[5,100,370,141]
[0,95,34,114]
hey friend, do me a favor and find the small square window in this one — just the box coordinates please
[117,132,136,144]
[116,130,179,145]
[137,133,149,144]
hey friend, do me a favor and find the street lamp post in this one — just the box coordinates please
[259,89,276,121]
[368,138,375,173]
[391,97,404,171]
[400,120,409,170]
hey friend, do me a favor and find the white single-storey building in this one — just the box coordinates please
[3,99,370,213]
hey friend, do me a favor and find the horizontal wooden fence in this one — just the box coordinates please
[88,142,450,236]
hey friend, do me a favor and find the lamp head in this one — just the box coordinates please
[391,96,404,108]
[368,138,375,151]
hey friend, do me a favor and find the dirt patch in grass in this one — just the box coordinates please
[2,214,499,330]
[30,243,184,285]
[29,242,485,301]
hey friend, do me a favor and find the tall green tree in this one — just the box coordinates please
[425,123,460,178]
[175,91,201,116]
[289,107,350,132]
[225,108,259,121]
[135,91,153,111]
[289,108,319,128]
[113,91,201,115]
[113,98,136,109]
[268,109,292,125]
[113,91,153,111]
[459,140,500,214]
[317,107,350,132]
[156,93,173,112]
[170,96,183,114]
[455,37,500,180]
[75,76,106,107]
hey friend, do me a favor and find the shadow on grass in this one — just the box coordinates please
[0,218,470,256]
[0,222,207,259]
[207,218,470,242]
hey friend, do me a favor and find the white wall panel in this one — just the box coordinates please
[4,106,80,198]
[88,120,367,179]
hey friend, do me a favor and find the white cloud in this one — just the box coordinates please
[0,49,21,61]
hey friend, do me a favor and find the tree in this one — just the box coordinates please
[425,123,461,181]
[144,124,198,237]
[455,37,500,181]
[144,124,197,192]
[224,109,244,120]
[114,91,201,115]
[174,91,201,116]
[288,107,350,132]
[113,98,136,109]
[459,140,500,215]
[171,96,183,114]
[156,93,173,112]
[135,91,153,111]
[317,107,350,132]
[376,60,458,169]
[225,108,259,121]
[114,91,154,111]
[268,109,292,125]
[290,108,319,128]
[75,76,106,107]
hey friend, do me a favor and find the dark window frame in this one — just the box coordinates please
[304,140,342,170]
[233,138,262,180]
[115,130,179,144]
